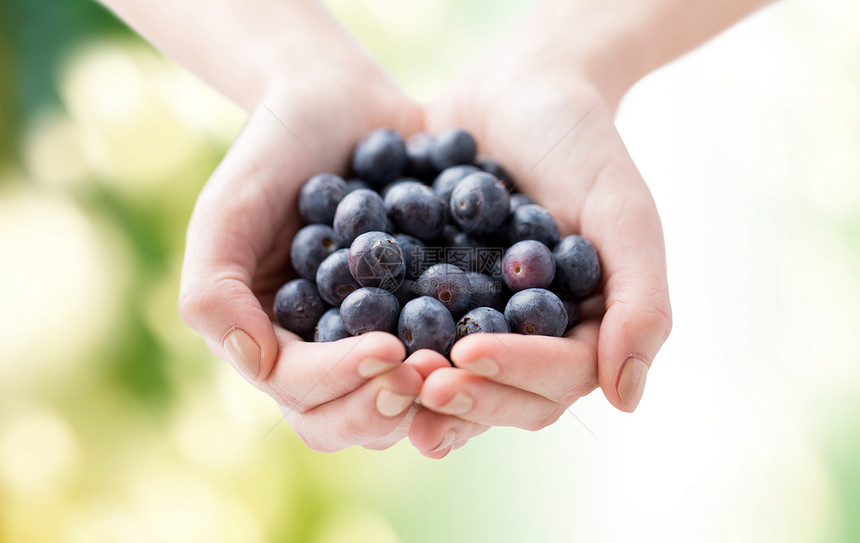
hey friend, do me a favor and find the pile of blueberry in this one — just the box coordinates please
[274,128,601,356]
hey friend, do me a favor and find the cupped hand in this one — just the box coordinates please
[178,56,429,452]
[410,46,672,456]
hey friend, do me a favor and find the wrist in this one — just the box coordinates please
[515,3,660,108]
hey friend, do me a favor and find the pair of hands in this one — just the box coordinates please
[178,12,672,458]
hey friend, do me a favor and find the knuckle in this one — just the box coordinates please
[484,397,507,421]
[267,381,311,414]
[293,427,339,454]
[559,383,591,407]
[335,412,372,445]
[526,406,564,432]
[177,288,209,328]
[645,291,673,343]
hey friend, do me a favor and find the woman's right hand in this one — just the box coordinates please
[177,54,436,452]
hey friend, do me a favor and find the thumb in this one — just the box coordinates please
[178,107,305,384]
[587,165,672,413]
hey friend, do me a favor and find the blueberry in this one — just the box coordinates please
[504,288,568,337]
[502,240,556,292]
[274,279,326,336]
[444,229,486,273]
[393,278,419,308]
[465,272,505,311]
[507,204,560,247]
[314,308,351,342]
[298,173,349,225]
[431,129,477,170]
[384,181,446,241]
[290,224,339,281]
[348,231,405,290]
[417,263,471,317]
[315,248,361,306]
[440,223,464,247]
[405,132,438,182]
[346,178,372,193]
[476,157,515,191]
[333,188,388,246]
[456,307,510,339]
[340,287,400,335]
[398,297,456,355]
[487,253,505,282]
[509,193,533,213]
[395,234,426,280]
[351,128,407,187]
[432,165,480,221]
[562,298,580,332]
[553,235,601,298]
[381,178,418,199]
[449,172,510,236]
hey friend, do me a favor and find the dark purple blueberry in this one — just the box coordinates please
[465,272,505,311]
[381,178,419,199]
[431,129,477,170]
[348,231,405,291]
[314,308,351,342]
[405,133,438,182]
[340,287,400,335]
[439,223,502,275]
[351,128,407,187]
[398,297,456,355]
[507,204,560,247]
[384,181,446,241]
[509,193,533,213]
[553,235,601,298]
[487,253,504,282]
[346,178,372,193]
[274,279,326,336]
[333,188,388,246]
[456,307,510,339]
[298,173,349,225]
[449,172,510,236]
[440,223,464,247]
[315,248,361,306]
[432,165,480,221]
[502,240,556,292]
[416,263,471,317]
[504,288,568,337]
[393,278,419,308]
[476,157,515,191]
[395,234,426,280]
[562,298,580,332]
[290,224,338,281]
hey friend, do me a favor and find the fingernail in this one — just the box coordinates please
[617,355,649,412]
[223,329,261,381]
[431,430,457,453]
[439,392,473,415]
[376,389,415,417]
[358,358,399,379]
[462,357,499,377]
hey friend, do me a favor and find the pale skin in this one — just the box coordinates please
[102,0,772,456]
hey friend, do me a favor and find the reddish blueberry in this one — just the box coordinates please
[502,240,556,292]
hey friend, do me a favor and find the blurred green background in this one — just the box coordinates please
[1,0,859,541]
